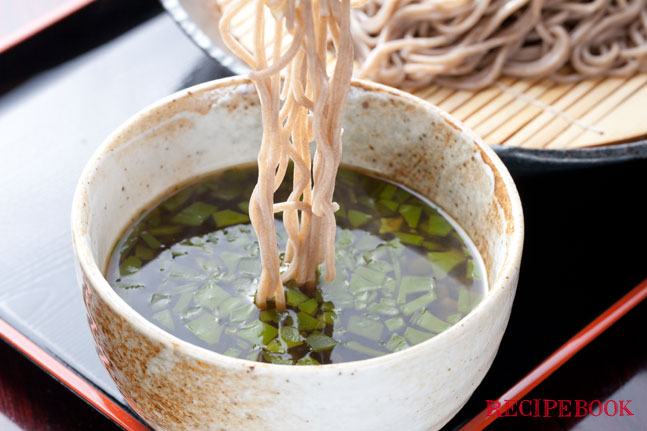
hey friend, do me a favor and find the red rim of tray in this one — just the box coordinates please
[0,318,149,430]
[461,278,647,430]
[0,0,96,54]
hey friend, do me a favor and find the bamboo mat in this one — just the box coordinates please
[411,74,647,149]
[218,0,647,150]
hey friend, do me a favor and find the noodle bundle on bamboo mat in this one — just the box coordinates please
[353,0,647,90]
[211,0,647,150]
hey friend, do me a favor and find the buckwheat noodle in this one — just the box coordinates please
[219,0,361,310]
[352,0,647,90]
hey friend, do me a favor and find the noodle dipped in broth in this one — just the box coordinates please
[352,0,647,90]
[219,0,359,310]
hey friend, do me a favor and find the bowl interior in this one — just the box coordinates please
[80,79,517,296]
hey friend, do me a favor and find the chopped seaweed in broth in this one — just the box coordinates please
[106,165,486,365]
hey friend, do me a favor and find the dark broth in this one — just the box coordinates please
[106,165,486,365]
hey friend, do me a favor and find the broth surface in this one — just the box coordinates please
[106,165,486,364]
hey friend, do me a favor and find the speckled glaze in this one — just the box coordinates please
[71,77,524,431]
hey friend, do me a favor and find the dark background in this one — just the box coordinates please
[0,1,645,430]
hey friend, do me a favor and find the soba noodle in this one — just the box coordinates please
[352,0,647,90]
[219,0,355,310]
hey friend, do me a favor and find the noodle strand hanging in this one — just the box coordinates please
[219,0,355,310]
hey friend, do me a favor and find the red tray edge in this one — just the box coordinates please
[0,317,149,431]
[0,0,96,54]
[461,278,647,431]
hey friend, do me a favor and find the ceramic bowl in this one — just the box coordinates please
[71,77,524,431]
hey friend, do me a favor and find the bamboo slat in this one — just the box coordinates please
[555,74,647,149]
[474,79,553,139]
[501,78,603,148]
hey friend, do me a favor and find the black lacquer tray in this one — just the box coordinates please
[1,2,646,430]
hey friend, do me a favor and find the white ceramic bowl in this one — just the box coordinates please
[72,77,523,431]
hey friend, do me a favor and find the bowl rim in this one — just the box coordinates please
[71,76,524,375]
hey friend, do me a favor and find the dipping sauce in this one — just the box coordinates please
[106,165,486,364]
